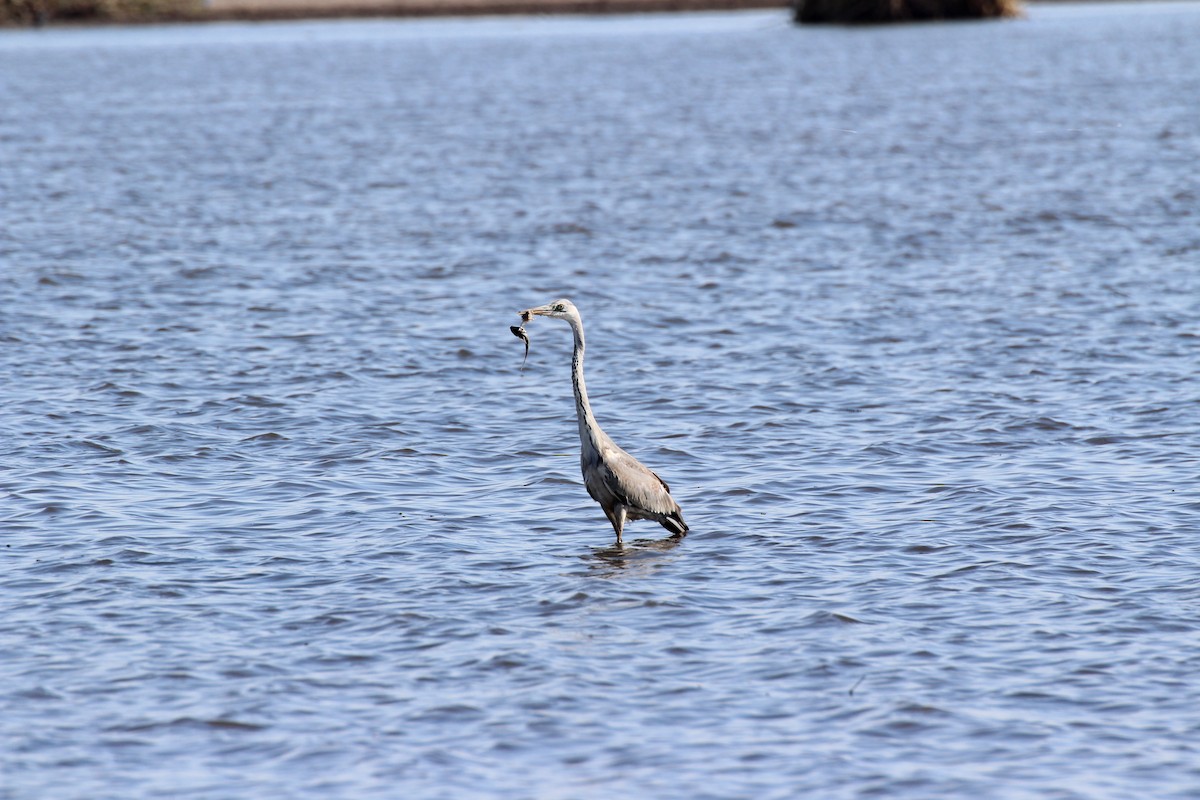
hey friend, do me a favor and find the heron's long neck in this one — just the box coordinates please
[568,316,602,449]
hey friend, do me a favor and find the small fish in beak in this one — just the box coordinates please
[510,324,530,370]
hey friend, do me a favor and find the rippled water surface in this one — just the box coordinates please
[3,4,1200,797]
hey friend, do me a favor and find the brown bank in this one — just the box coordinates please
[0,0,1021,28]
[1,0,775,24]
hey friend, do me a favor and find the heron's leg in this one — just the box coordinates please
[611,506,627,545]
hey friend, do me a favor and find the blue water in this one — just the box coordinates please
[2,4,1199,798]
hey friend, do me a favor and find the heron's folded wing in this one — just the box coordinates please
[604,450,678,516]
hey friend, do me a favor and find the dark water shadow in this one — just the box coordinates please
[581,532,687,576]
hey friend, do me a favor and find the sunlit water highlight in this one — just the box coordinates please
[2,4,1199,798]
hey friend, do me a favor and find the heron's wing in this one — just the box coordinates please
[599,447,680,516]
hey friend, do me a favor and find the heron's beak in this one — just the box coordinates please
[519,304,553,321]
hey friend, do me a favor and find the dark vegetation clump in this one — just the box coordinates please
[1,0,199,25]
[793,0,1022,23]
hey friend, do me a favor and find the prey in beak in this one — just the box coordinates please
[510,308,537,371]
[509,324,529,370]
[511,300,572,370]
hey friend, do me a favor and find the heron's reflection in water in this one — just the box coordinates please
[584,533,686,576]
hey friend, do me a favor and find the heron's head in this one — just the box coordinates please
[519,298,578,322]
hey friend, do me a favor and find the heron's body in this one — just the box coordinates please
[520,298,688,545]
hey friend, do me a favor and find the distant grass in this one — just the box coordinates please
[793,0,1022,22]
[0,0,201,25]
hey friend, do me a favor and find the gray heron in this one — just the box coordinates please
[518,298,688,546]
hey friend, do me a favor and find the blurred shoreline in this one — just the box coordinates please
[1,0,779,26]
[202,0,782,21]
[0,0,1186,29]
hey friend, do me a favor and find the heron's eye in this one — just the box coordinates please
[554,304,565,312]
